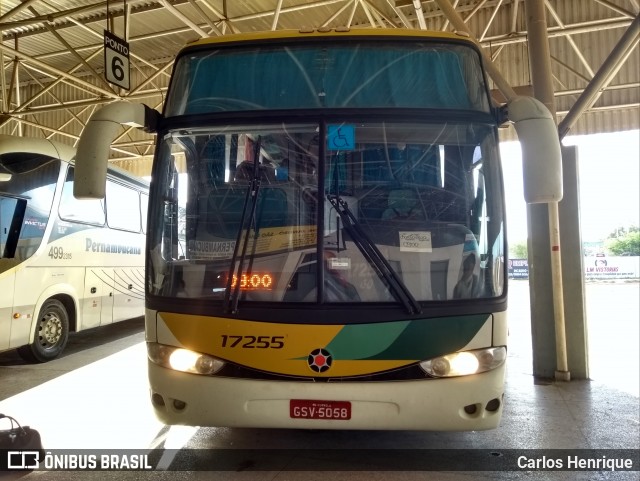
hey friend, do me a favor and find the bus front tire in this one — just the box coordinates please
[17,299,70,363]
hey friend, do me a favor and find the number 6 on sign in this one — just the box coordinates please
[104,30,130,90]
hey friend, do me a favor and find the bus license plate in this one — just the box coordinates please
[290,400,351,420]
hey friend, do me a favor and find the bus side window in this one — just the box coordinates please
[59,168,105,225]
[106,181,142,232]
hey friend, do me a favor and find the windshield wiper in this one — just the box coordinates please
[223,137,262,314]
[326,194,422,315]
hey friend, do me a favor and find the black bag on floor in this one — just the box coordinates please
[0,413,45,471]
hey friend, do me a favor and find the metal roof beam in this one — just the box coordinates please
[320,0,356,28]
[551,55,592,84]
[441,0,459,31]
[360,0,379,27]
[63,15,174,93]
[21,67,86,130]
[156,0,208,38]
[545,1,595,77]
[462,0,490,24]
[0,0,40,22]
[555,81,640,96]
[198,0,238,34]
[434,0,517,101]
[559,14,640,139]
[47,105,94,142]
[593,0,637,18]
[14,47,103,113]
[186,0,223,36]
[271,0,285,30]
[30,8,113,91]
[215,0,350,24]
[479,0,505,41]
[363,0,400,27]
[411,0,427,29]
[0,0,162,31]
[128,60,174,96]
[482,17,634,46]
[510,0,520,33]
[386,0,413,28]
[15,89,166,115]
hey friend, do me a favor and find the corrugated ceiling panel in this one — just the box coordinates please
[568,108,640,136]
[550,0,624,24]
[111,156,154,177]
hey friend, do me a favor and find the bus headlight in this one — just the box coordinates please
[419,347,506,377]
[147,342,225,375]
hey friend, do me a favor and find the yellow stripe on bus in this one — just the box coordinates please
[157,312,415,377]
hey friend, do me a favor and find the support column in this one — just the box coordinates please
[559,145,589,379]
[527,204,557,378]
[524,0,567,380]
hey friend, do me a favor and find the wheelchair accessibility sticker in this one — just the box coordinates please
[327,124,355,151]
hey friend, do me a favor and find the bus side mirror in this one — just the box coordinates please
[507,96,563,204]
[73,101,160,199]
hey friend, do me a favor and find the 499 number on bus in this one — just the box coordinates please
[290,400,351,420]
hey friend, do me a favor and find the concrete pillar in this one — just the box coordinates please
[524,0,588,379]
[524,0,564,379]
[559,145,589,379]
[526,204,557,378]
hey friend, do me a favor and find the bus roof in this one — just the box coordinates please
[184,28,475,51]
[0,134,75,163]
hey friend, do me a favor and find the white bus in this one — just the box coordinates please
[0,135,149,362]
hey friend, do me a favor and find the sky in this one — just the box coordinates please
[500,129,640,244]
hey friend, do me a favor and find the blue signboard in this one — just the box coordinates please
[327,124,355,151]
[508,258,529,279]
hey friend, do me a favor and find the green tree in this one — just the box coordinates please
[606,231,640,256]
[607,225,639,239]
[509,241,528,259]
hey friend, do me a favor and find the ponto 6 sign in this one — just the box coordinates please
[104,30,130,90]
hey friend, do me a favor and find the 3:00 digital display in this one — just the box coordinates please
[231,273,274,290]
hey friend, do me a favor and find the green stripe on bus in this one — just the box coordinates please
[326,314,490,361]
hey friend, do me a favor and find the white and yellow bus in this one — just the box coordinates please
[0,135,148,362]
[74,28,561,430]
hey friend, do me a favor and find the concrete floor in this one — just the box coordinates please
[0,281,638,480]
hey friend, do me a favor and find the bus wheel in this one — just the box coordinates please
[17,299,70,363]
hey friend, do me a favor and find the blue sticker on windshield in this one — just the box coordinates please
[327,124,355,151]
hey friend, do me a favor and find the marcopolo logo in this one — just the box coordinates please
[307,348,333,373]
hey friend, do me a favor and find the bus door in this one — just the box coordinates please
[112,268,143,322]
[0,271,14,351]
[0,195,24,351]
[83,267,115,326]
[81,268,105,330]
[0,260,16,352]
[99,268,115,325]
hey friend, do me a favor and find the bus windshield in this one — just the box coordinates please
[0,154,59,264]
[148,119,504,305]
[165,40,491,115]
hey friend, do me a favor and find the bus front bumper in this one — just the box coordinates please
[147,361,505,431]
